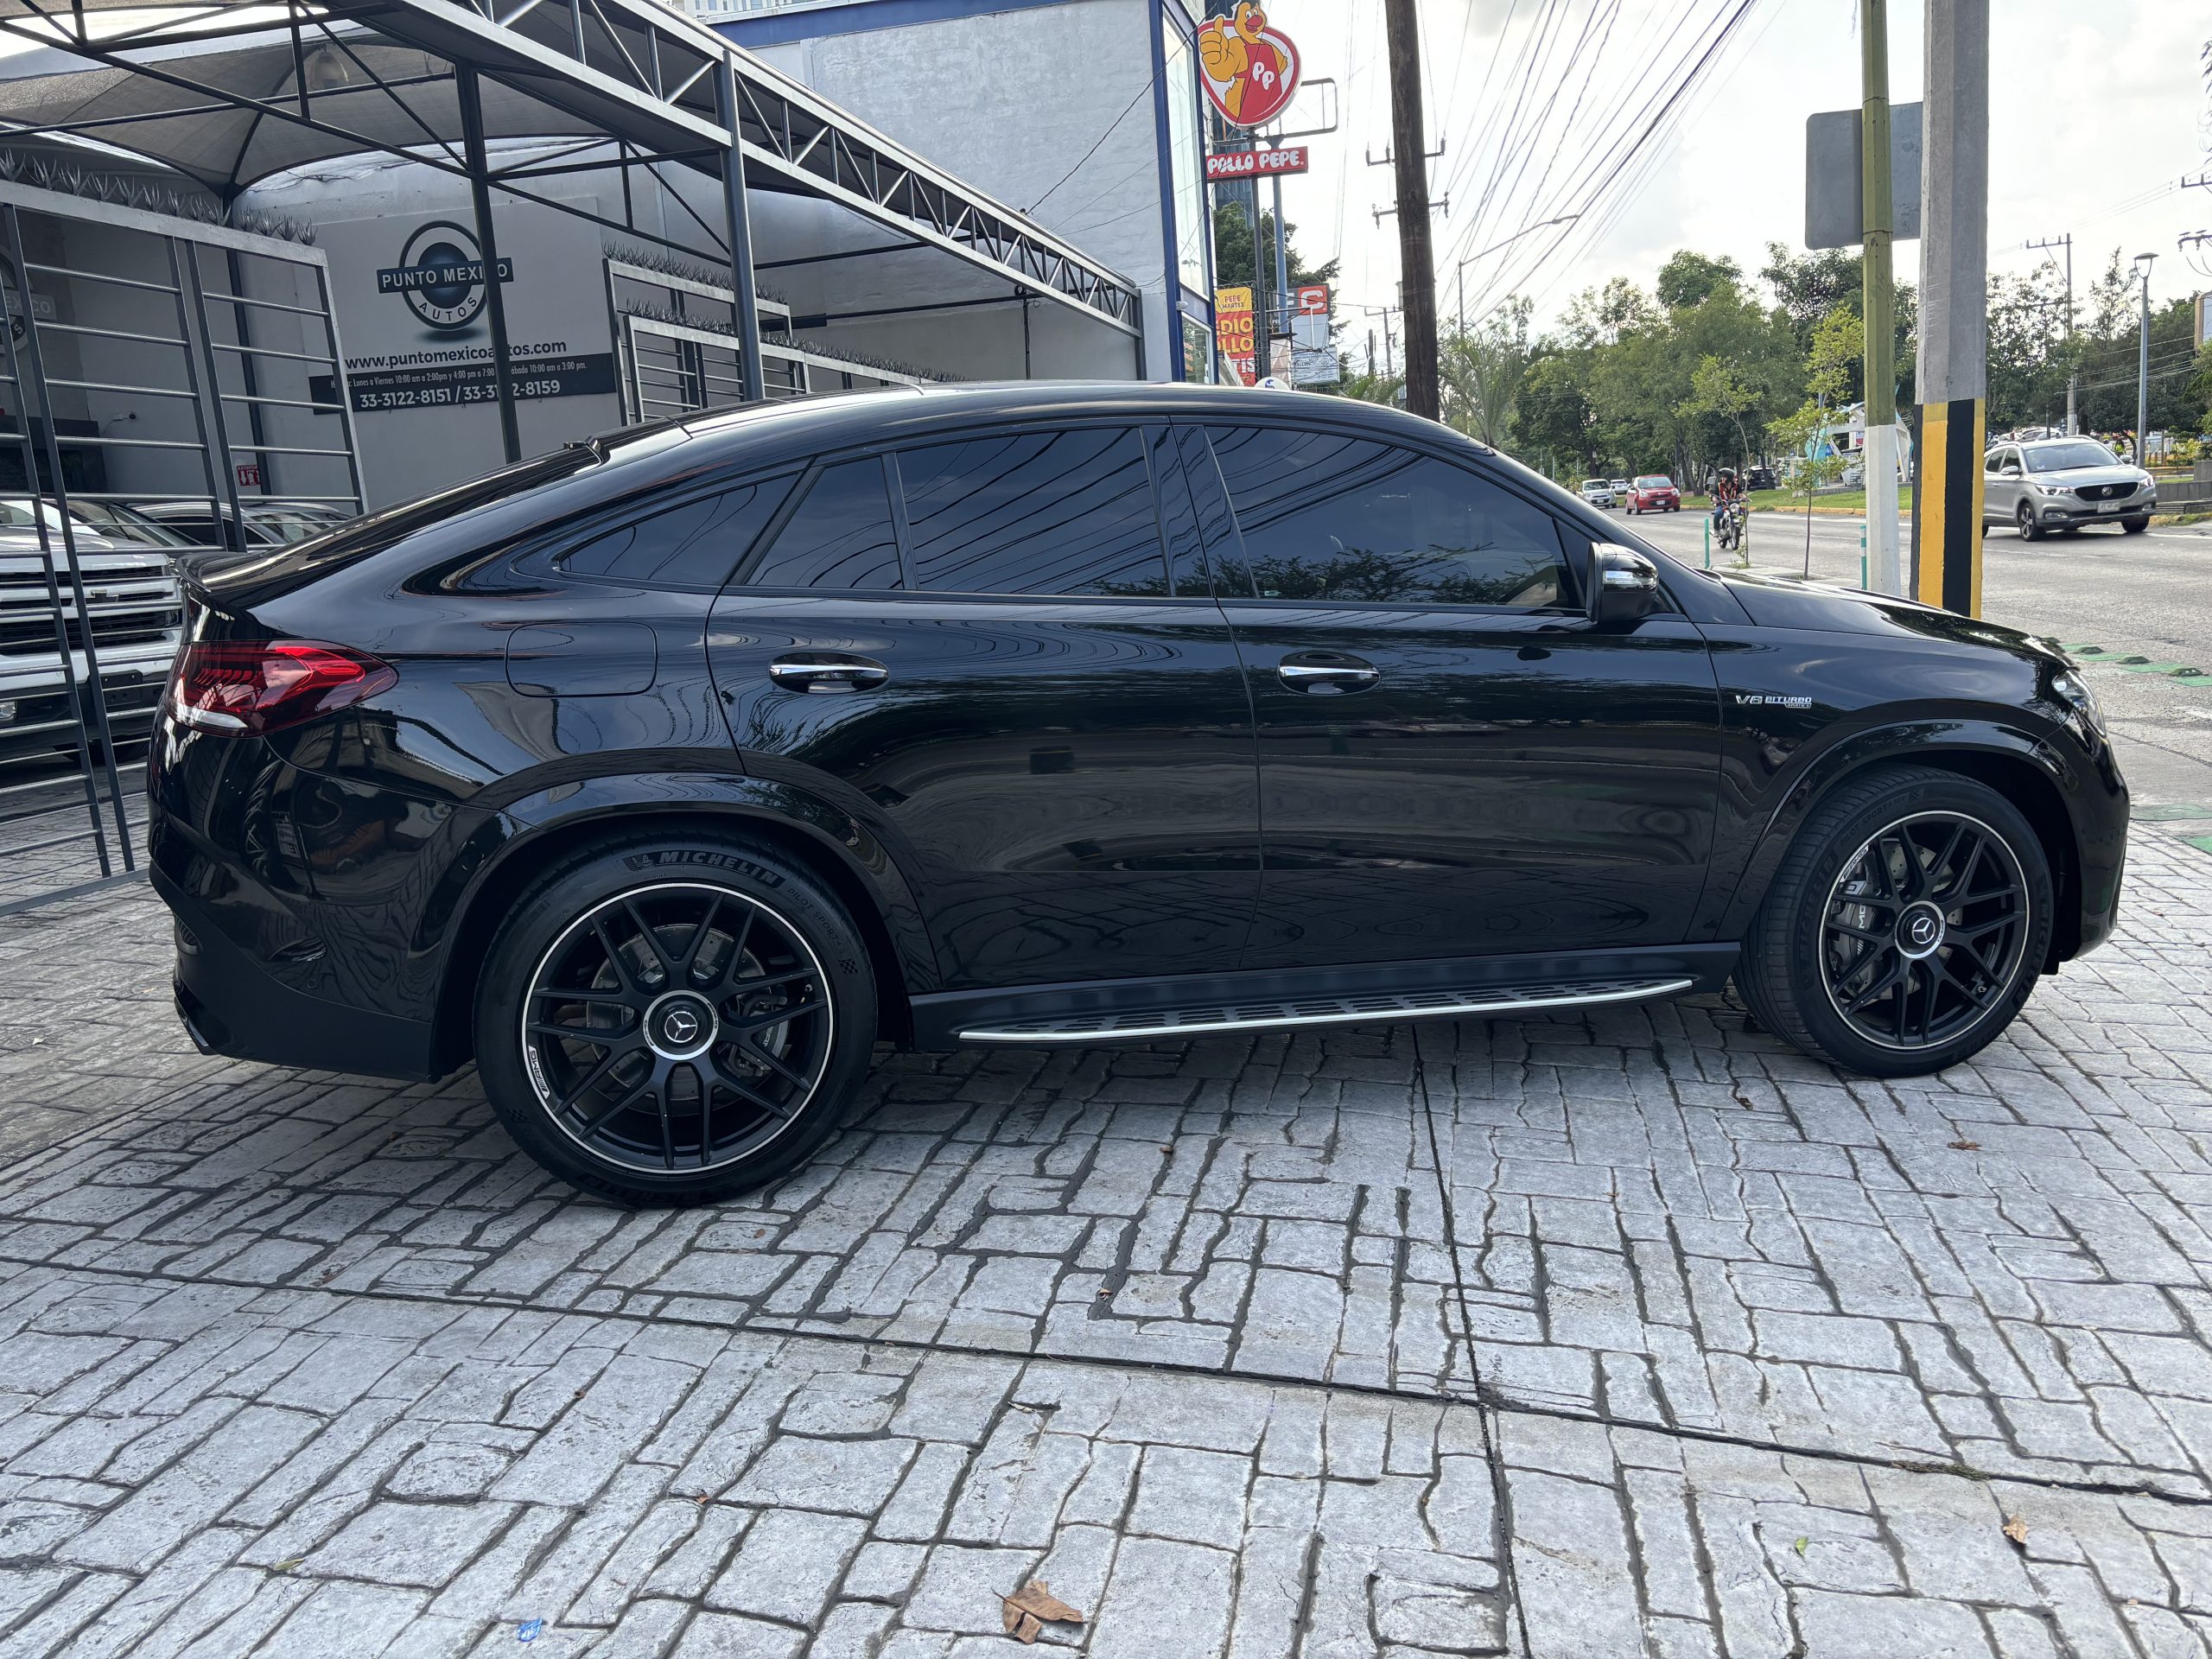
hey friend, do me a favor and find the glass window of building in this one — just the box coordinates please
[1163,27,1210,299]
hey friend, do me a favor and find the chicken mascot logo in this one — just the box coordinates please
[1197,3,1301,130]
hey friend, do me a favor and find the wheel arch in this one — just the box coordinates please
[427,777,935,1075]
[1718,726,2085,970]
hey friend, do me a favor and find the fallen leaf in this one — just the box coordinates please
[2002,1516,2028,1548]
[1792,1536,1808,1556]
[1731,1090,1756,1109]
[1000,1579,1085,1643]
[1007,1580,1084,1623]
[1949,1140,1981,1151]
[270,1555,305,1573]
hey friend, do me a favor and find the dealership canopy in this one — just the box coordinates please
[0,0,1144,453]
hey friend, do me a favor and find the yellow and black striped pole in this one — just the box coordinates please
[1914,397,1985,615]
[1912,0,1987,617]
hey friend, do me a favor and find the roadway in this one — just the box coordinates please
[1621,504,2212,813]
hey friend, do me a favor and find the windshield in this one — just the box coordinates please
[0,497,67,531]
[67,501,193,546]
[2026,442,2118,473]
[1581,480,1606,490]
[1635,476,1671,487]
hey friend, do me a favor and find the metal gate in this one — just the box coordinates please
[0,185,363,913]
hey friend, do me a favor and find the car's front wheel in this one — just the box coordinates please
[475,834,878,1205]
[2016,501,2043,542]
[2122,514,2149,534]
[1735,766,2053,1077]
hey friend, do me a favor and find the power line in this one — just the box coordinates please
[1454,0,1735,288]
[1453,0,1763,328]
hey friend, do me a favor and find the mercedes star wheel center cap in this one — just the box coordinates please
[645,991,717,1059]
[1897,901,1947,960]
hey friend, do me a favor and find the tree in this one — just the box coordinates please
[1656,250,1742,310]
[1760,242,1862,346]
[1211,202,1337,294]
[1680,355,1765,467]
[1440,296,1532,448]
[1986,264,2071,431]
[1509,349,1599,474]
[1560,277,1656,348]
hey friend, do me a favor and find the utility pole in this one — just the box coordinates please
[2028,232,2075,432]
[1362,305,1402,379]
[1912,0,1987,614]
[2134,251,2157,467]
[1860,0,1901,596]
[1271,165,1293,344]
[1382,0,1439,419]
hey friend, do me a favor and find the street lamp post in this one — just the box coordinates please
[1452,215,1580,333]
[2133,251,2157,466]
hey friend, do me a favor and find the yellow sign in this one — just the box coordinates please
[1215,285,1255,385]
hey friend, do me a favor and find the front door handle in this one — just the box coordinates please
[1277,652,1379,694]
[768,653,888,694]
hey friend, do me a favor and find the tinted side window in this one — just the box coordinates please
[745,458,902,589]
[1209,427,1576,608]
[897,426,1169,596]
[551,474,796,588]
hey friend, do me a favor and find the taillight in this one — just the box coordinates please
[168,639,397,736]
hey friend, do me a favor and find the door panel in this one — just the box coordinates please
[1228,607,1726,965]
[708,433,1260,992]
[1181,423,1723,969]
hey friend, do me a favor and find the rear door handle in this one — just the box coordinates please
[1276,652,1379,693]
[768,653,888,693]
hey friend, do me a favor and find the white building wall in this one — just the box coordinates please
[745,0,1175,379]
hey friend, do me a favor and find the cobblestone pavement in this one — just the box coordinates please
[0,830,2209,1656]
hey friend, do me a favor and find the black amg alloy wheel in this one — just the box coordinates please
[476,838,876,1204]
[1737,767,2053,1077]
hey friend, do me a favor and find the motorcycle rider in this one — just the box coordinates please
[1712,467,1742,533]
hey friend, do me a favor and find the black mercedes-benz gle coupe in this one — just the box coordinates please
[148,385,2127,1204]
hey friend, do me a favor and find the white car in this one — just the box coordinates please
[1579,479,1617,509]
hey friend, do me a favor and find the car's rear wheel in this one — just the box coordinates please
[475,835,878,1205]
[1735,766,2053,1077]
[2016,501,2042,542]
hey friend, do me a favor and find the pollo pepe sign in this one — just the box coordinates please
[1198,3,1300,130]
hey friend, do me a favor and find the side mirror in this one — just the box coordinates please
[1591,543,1661,627]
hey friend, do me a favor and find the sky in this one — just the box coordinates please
[1255,0,2212,353]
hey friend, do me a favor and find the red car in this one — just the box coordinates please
[1626,475,1681,513]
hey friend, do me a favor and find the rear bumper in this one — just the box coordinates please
[155,864,439,1081]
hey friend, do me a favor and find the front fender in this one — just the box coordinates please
[1705,711,2099,945]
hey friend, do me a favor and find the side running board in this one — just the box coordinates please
[957,976,1695,1045]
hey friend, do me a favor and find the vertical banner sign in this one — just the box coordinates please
[1196,4,1302,128]
[1291,283,1338,386]
[1215,286,1256,385]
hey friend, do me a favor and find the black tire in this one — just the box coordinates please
[2017,501,2042,542]
[2122,515,2149,534]
[474,833,879,1205]
[1734,766,2054,1077]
